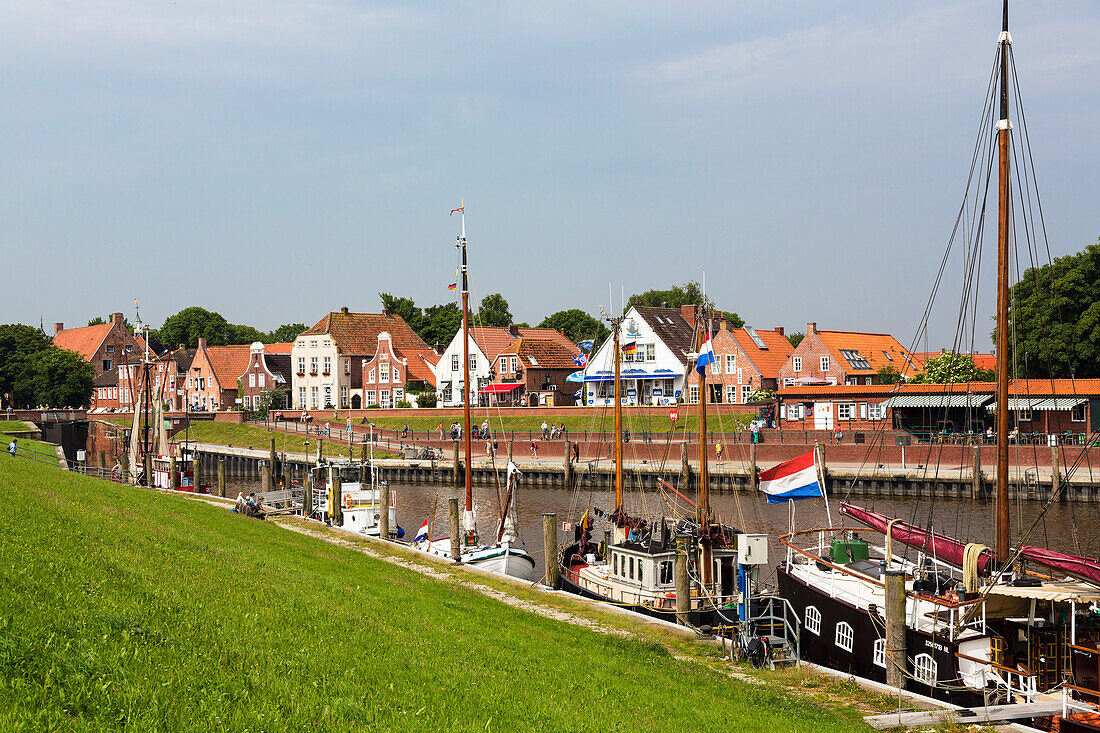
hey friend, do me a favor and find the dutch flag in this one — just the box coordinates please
[696,333,716,375]
[413,517,430,544]
[758,450,824,504]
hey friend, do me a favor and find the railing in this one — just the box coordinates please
[1064,684,1100,718]
[955,651,1038,703]
[749,594,801,663]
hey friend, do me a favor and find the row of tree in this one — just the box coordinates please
[0,325,94,408]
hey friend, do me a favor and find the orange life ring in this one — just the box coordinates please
[343,493,354,509]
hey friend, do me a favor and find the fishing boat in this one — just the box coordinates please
[309,459,402,539]
[776,1,1100,708]
[557,305,754,628]
[406,203,537,582]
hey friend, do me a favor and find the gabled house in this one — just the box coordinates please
[435,325,575,407]
[239,343,293,412]
[359,332,440,409]
[776,322,922,388]
[686,321,794,404]
[293,307,430,410]
[188,339,252,411]
[53,312,146,379]
[487,336,582,406]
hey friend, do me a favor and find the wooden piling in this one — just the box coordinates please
[303,469,313,516]
[507,441,514,464]
[379,482,390,540]
[261,462,271,495]
[193,457,202,493]
[680,442,690,492]
[452,441,460,486]
[316,439,323,464]
[675,536,690,626]
[169,457,178,491]
[217,459,226,498]
[448,497,462,563]
[543,513,559,588]
[119,452,130,483]
[971,445,982,499]
[332,476,343,526]
[563,441,573,487]
[884,568,906,689]
[1052,445,1060,500]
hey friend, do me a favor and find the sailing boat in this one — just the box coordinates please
[407,203,537,582]
[776,1,1100,706]
[557,306,744,627]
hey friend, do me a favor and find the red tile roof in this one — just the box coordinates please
[1008,379,1100,397]
[204,345,252,388]
[303,310,429,355]
[498,337,579,370]
[814,330,922,376]
[396,347,440,386]
[265,342,293,354]
[470,327,574,361]
[779,382,996,397]
[727,326,794,378]
[53,323,113,360]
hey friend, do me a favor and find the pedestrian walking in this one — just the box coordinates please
[715,441,723,464]
[541,421,549,440]
[834,425,843,444]
[7,438,16,457]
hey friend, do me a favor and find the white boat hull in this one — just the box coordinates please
[412,538,538,582]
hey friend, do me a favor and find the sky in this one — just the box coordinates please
[2,1,1097,351]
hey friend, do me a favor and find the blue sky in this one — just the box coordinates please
[2,1,1097,350]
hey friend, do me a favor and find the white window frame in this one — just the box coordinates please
[689,385,699,404]
[510,356,518,372]
[873,639,886,668]
[645,344,656,361]
[297,357,305,373]
[859,402,867,419]
[741,385,752,403]
[820,355,830,372]
[392,369,400,383]
[710,358,720,375]
[835,622,853,652]
[310,356,318,373]
[793,356,802,373]
[914,653,936,686]
[805,606,821,635]
[452,354,460,371]
[344,359,351,375]
[323,356,331,374]
[726,385,737,404]
[366,390,376,405]
[298,387,306,407]
[1017,407,1032,422]
[838,403,852,420]
[726,354,736,374]
[500,357,507,372]
[380,363,390,382]
[340,385,348,407]
[310,386,319,408]
[368,369,375,382]
[1072,403,1086,422]
[248,373,256,388]
[258,374,265,388]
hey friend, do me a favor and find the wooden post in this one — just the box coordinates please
[169,457,178,491]
[507,441,514,464]
[452,441,460,486]
[680,442,690,492]
[261,462,271,495]
[303,468,313,516]
[749,440,758,492]
[675,535,690,626]
[332,476,343,526]
[193,457,202,494]
[217,459,226,498]
[448,497,462,563]
[1051,444,1060,500]
[563,441,573,487]
[543,513,559,588]
[97,449,107,471]
[269,436,276,474]
[119,452,130,483]
[379,482,390,540]
[971,445,982,499]
[144,451,152,487]
[884,568,907,690]
[316,439,323,464]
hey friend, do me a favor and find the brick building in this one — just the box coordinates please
[53,312,146,380]
[686,321,793,405]
[777,322,922,387]
[188,339,251,411]
[485,336,581,406]
[239,342,293,412]
[359,331,439,409]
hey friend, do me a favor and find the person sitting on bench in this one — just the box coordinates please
[232,492,247,513]
[245,493,258,516]
[252,496,268,520]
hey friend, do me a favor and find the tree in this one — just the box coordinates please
[478,293,512,328]
[0,324,53,407]
[87,316,106,326]
[156,307,232,348]
[379,293,424,334]
[12,349,94,408]
[1003,241,1100,378]
[877,365,903,384]
[421,303,464,347]
[539,309,609,346]
[267,323,307,343]
[787,332,805,348]
[626,281,743,327]
[226,323,267,345]
[909,352,995,384]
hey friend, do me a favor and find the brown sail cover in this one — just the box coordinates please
[840,503,996,574]
[841,502,1100,586]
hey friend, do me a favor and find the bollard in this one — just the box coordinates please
[452,442,460,486]
[971,445,982,499]
[675,535,690,626]
[169,457,178,491]
[379,482,390,540]
[448,498,462,563]
[261,462,271,495]
[193,457,202,494]
[332,476,343,526]
[543,513,559,588]
[884,569,906,689]
[218,460,227,498]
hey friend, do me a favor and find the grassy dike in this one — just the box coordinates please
[0,457,873,732]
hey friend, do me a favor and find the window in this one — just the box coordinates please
[323,385,332,407]
[310,357,318,374]
[344,359,351,375]
[380,363,389,382]
[838,403,853,420]
[835,622,853,652]
[310,386,319,408]
[297,357,305,374]
[258,374,265,388]
[645,344,656,361]
[659,561,673,584]
[689,385,699,404]
[248,373,256,388]
[242,395,251,408]
[380,390,390,408]
[102,359,112,371]
[309,340,317,347]
[727,386,737,403]
[105,344,115,354]
[1017,407,1032,422]
[469,354,477,371]
[1072,403,1086,422]
[366,390,376,405]
[323,356,331,374]
[125,345,133,353]
[394,388,403,403]
[613,554,619,577]
[323,340,331,348]
[868,403,885,420]
[188,377,194,388]
[865,377,874,385]
[873,639,886,668]
[741,385,752,403]
[859,402,867,420]
[298,387,306,408]
[710,358,720,374]
[340,386,348,407]
[628,556,635,580]
[297,340,305,347]
[726,354,736,374]
[510,356,518,372]
[500,357,508,372]
[452,354,460,371]
[368,369,375,382]
[914,653,937,686]
[793,356,802,373]
[820,356,830,372]
[638,562,643,583]
[805,606,821,635]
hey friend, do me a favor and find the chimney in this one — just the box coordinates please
[341,306,350,315]
[681,305,696,327]
[806,322,817,335]
[508,325,520,337]
[54,322,64,336]
[198,337,207,351]
[112,312,124,325]
[718,317,727,333]
[559,328,567,337]
[776,326,784,336]
[381,308,389,316]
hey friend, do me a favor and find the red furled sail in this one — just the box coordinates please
[1018,545,1100,587]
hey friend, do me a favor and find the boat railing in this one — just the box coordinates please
[749,594,801,663]
[955,652,1038,703]
[1063,684,1100,718]
[572,571,725,615]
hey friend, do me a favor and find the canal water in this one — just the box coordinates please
[225,475,1100,580]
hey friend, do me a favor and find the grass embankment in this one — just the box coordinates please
[0,420,28,433]
[1,422,55,461]
[321,411,754,436]
[0,459,872,732]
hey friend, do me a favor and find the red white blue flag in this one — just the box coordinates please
[413,516,430,544]
[696,333,715,375]
[758,450,822,504]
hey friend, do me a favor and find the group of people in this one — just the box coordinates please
[232,492,268,519]
[541,421,567,440]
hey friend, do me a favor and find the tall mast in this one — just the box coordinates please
[457,203,476,546]
[613,316,623,519]
[697,306,712,586]
[994,0,1011,563]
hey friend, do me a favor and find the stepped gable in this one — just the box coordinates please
[632,306,697,357]
[814,329,922,376]
[303,309,428,355]
[728,326,794,378]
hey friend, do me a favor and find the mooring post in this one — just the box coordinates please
[675,535,690,626]
[316,439,323,464]
[448,497,462,563]
[379,482,390,540]
[97,449,107,472]
[543,513,559,588]
[1051,444,1060,500]
[971,445,982,499]
[217,459,226,498]
[507,441,514,464]
[452,441,460,486]
[144,451,152,487]
[261,462,271,495]
[119,452,130,483]
[680,442,690,492]
[303,468,313,516]
[884,568,906,690]
[749,440,758,492]
[192,456,202,493]
[563,441,573,487]
[332,476,343,526]
[169,457,178,491]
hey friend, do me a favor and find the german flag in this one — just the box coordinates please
[621,342,637,355]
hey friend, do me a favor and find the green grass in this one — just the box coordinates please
[0,420,28,433]
[0,459,870,732]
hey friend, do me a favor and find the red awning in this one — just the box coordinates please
[479,383,522,394]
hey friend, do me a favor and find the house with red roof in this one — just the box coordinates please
[239,343,293,412]
[358,332,439,408]
[53,313,146,380]
[188,339,252,411]
[686,320,793,404]
[776,322,922,388]
[485,336,582,406]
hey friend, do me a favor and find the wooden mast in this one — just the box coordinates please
[994,0,1011,563]
[613,316,623,524]
[458,204,476,547]
[697,306,712,587]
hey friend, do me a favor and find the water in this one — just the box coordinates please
[224,476,1100,577]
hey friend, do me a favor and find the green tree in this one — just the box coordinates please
[0,324,54,407]
[1003,241,1100,378]
[267,323,308,343]
[379,293,424,335]
[909,352,995,384]
[478,293,512,328]
[626,281,743,327]
[538,309,610,347]
[421,303,464,347]
[787,332,805,348]
[157,307,232,348]
[226,323,267,345]
[87,316,106,326]
[11,349,94,408]
[877,365,903,384]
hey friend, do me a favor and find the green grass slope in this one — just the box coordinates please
[0,458,866,732]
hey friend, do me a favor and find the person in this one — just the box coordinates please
[834,425,843,444]
[530,440,539,459]
[715,441,723,464]
[986,426,994,444]
[486,439,493,458]
[751,423,760,444]
[481,420,489,438]
[253,496,269,519]
[300,411,308,424]
[571,443,580,463]
[541,421,549,440]
[7,438,16,457]
[402,423,409,438]
[437,423,445,439]
[245,493,258,516]
[560,423,566,440]
[232,492,246,513]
